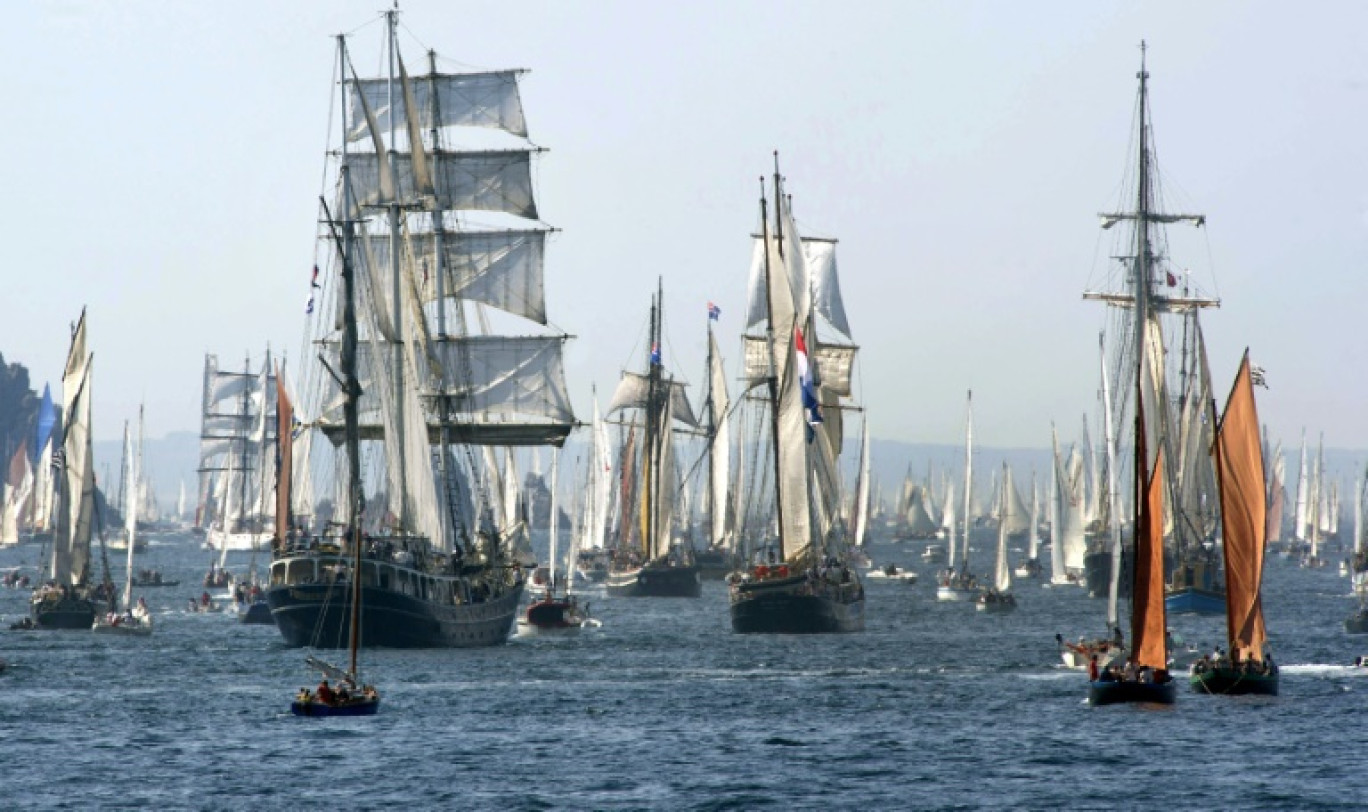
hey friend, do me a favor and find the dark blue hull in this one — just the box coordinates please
[31,597,96,630]
[729,576,865,634]
[1164,587,1226,615]
[605,564,701,597]
[1088,678,1177,706]
[266,581,523,648]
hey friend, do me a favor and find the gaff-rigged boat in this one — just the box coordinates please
[1189,354,1278,696]
[603,282,702,598]
[31,311,103,631]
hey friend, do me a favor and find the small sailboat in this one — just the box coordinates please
[520,449,597,632]
[1013,473,1043,579]
[94,411,153,636]
[290,175,377,718]
[30,311,105,630]
[1189,353,1277,695]
[936,391,979,601]
[976,463,1016,612]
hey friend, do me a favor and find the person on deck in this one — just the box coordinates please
[1088,654,1100,681]
[315,679,335,705]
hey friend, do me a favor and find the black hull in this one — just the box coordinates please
[32,598,96,630]
[266,581,523,648]
[605,564,701,597]
[729,576,864,634]
[524,599,581,629]
[238,600,274,625]
[1190,666,1279,696]
[1088,678,1177,706]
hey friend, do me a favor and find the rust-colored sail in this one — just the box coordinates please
[1216,352,1267,663]
[1131,445,1168,671]
[275,365,293,544]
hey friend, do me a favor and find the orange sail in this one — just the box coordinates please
[1131,446,1168,671]
[275,364,293,544]
[1216,352,1268,663]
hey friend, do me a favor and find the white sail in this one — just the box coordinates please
[364,229,549,324]
[994,465,1011,593]
[651,391,678,560]
[1027,473,1039,560]
[851,419,871,548]
[347,150,538,219]
[1294,430,1309,541]
[608,371,700,429]
[960,392,974,573]
[999,466,1031,536]
[55,314,94,586]
[707,329,731,547]
[1049,425,1066,585]
[347,69,528,142]
[590,399,612,550]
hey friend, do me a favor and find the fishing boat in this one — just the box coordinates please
[1189,354,1277,695]
[94,411,154,636]
[268,8,575,647]
[30,311,106,630]
[937,392,979,601]
[976,463,1017,612]
[603,283,702,598]
[726,159,864,634]
[1086,47,1181,705]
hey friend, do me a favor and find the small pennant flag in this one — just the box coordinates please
[707,301,721,321]
[1251,364,1269,389]
[305,295,315,315]
[649,342,661,366]
[1165,271,1177,287]
[311,265,322,289]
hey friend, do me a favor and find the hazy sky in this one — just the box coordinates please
[5,0,1367,453]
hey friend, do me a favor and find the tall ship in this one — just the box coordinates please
[197,352,277,553]
[266,8,575,648]
[1082,43,1224,617]
[603,283,703,598]
[727,159,864,634]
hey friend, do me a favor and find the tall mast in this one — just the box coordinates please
[961,390,973,573]
[237,353,251,532]
[644,287,659,560]
[385,8,408,529]
[1131,41,1151,616]
[759,171,786,561]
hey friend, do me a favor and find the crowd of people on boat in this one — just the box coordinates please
[1088,655,1172,685]
[2,569,30,588]
[1190,643,1277,677]
[938,565,977,590]
[296,677,379,707]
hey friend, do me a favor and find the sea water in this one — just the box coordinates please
[0,529,1362,809]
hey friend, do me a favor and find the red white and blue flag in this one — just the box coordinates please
[794,326,822,441]
[707,301,721,321]
[649,341,661,366]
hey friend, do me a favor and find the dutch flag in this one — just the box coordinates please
[794,327,822,441]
